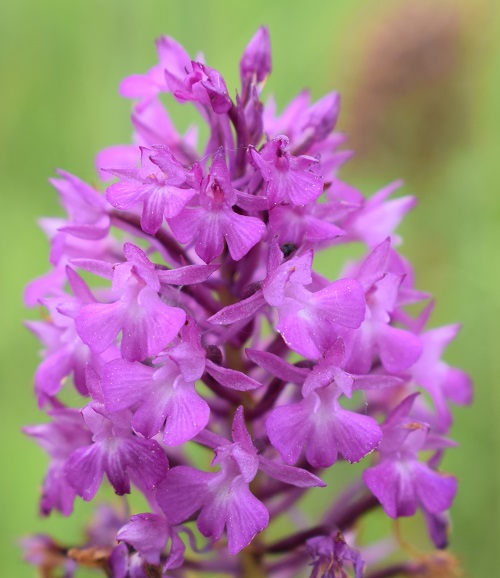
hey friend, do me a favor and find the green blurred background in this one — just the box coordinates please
[1,0,498,576]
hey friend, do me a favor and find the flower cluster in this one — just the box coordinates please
[24,27,471,578]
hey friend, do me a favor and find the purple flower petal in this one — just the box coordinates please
[231,406,253,449]
[164,529,186,571]
[140,188,167,234]
[102,359,154,412]
[376,322,423,373]
[413,463,457,514]
[245,348,309,384]
[356,237,391,292]
[205,359,263,391]
[161,381,210,446]
[106,181,147,211]
[223,211,265,262]
[117,514,170,565]
[328,407,382,464]
[442,368,473,405]
[266,397,314,465]
[157,466,215,524]
[225,478,269,555]
[276,297,325,359]
[103,359,209,444]
[115,437,169,494]
[309,278,366,329]
[77,286,186,362]
[75,301,124,355]
[39,463,78,516]
[258,456,325,488]
[157,263,219,286]
[64,444,105,501]
[250,136,323,206]
[262,251,313,307]
[363,460,416,518]
[208,290,266,325]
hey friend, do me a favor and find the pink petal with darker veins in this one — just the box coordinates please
[225,478,269,554]
[157,466,215,524]
[102,359,155,412]
[413,463,457,514]
[65,444,105,501]
[120,287,186,361]
[266,396,315,465]
[140,189,167,234]
[106,181,148,210]
[223,211,265,261]
[376,322,423,373]
[363,460,417,518]
[329,407,382,464]
[309,278,366,329]
[161,382,210,446]
[117,514,170,565]
[117,437,169,493]
[76,301,125,355]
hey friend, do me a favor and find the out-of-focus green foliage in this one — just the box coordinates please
[1,1,498,576]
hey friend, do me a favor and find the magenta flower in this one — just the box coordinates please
[210,243,365,359]
[410,324,473,431]
[75,243,186,361]
[119,35,190,107]
[50,170,110,240]
[342,181,416,248]
[173,61,232,114]
[306,532,364,578]
[24,27,470,578]
[169,149,265,263]
[268,203,345,249]
[102,356,210,445]
[26,267,119,405]
[64,404,168,500]
[23,409,92,516]
[157,407,323,554]
[267,382,382,468]
[265,342,388,467]
[116,513,185,571]
[106,145,196,235]
[363,394,457,518]
[340,238,424,374]
[250,135,324,206]
[157,407,269,554]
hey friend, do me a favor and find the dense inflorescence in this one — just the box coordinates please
[23,27,472,578]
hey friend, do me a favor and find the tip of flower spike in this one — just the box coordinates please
[240,26,272,83]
